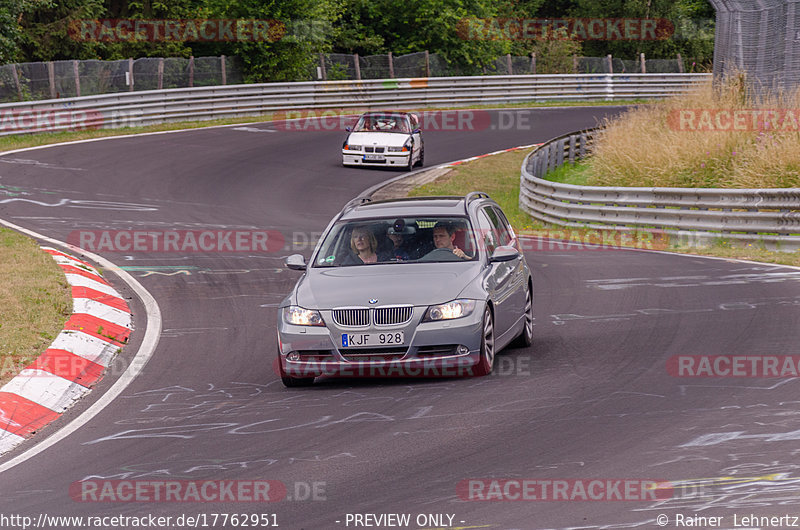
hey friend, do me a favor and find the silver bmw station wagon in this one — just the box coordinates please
[277,192,533,387]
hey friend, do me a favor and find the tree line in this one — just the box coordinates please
[1,0,715,82]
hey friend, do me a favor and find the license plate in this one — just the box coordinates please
[363,154,385,161]
[342,332,404,347]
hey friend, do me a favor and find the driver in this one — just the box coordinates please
[432,222,470,259]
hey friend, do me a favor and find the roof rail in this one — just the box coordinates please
[464,191,490,205]
[343,196,372,211]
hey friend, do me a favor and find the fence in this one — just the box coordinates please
[0,74,709,137]
[316,51,688,80]
[710,0,800,92]
[0,52,690,103]
[0,56,243,103]
[519,129,800,248]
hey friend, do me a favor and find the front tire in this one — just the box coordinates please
[511,283,533,348]
[415,144,424,167]
[279,357,315,387]
[472,307,495,376]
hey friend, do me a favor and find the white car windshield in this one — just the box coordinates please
[353,114,411,134]
[313,217,478,267]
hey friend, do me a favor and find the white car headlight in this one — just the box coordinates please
[344,144,362,151]
[387,146,403,152]
[284,306,325,326]
[423,299,476,322]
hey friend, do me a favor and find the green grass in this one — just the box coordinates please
[0,228,72,385]
[543,161,592,185]
[408,148,544,231]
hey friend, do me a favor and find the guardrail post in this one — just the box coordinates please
[73,60,80,97]
[573,54,578,73]
[11,64,22,101]
[506,53,513,74]
[188,56,194,88]
[677,53,684,73]
[48,61,56,99]
[605,73,614,101]
[579,133,587,158]
[221,55,227,85]
[556,139,565,167]
[640,53,646,74]
[319,53,327,81]
[530,53,536,74]
[354,53,361,80]
[157,58,164,90]
[128,58,134,91]
[388,52,394,78]
[606,54,613,73]
[569,135,576,164]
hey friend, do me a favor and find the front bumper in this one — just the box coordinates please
[277,304,484,378]
[342,151,411,167]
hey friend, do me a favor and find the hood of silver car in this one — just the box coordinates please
[296,262,482,309]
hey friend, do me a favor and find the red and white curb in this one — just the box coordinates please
[438,143,543,168]
[0,247,132,455]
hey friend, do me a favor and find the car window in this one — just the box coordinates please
[313,216,477,267]
[353,114,410,134]
[475,210,497,255]
[483,206,512,246]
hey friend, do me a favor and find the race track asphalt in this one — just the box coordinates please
[2,107,800,529]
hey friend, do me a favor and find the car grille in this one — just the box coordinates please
[332,308,370,327]
[374,306,413,326]
[364,146,385,153]
[340,347,408,362]
[332,306,413,327]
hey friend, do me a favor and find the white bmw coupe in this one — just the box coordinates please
[342,111,424,170]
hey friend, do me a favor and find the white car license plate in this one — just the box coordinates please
[342,332,404,347]
[363,154,385,161]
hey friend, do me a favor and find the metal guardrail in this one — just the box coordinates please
[0,73,709,137]
[519,129,800,248]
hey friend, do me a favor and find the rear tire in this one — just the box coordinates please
[472,307,495,376]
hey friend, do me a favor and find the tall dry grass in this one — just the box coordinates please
[588,75,800,188]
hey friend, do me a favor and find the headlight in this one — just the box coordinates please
[344,144,362,151]
[401,139,413,152]
[284,306,325,326]
[387,146,403,152]
[423,299,476,322]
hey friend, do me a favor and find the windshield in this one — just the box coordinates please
[313,216,478,267]
[352,114,411,134]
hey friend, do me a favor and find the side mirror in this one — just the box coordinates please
[489,246,519,263]
[285,254,307,270]
[412,128,421,134]
[345,126,352,132]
